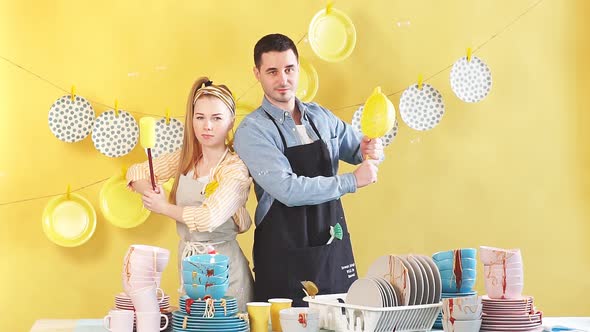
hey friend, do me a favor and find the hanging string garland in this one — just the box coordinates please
[0,0,544,207]
[399,83,446,131]
[48,95,95,143]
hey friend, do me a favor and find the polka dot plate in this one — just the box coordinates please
[399,83,445,131]
[92,110,139,158]
[151,117,184,158]
[48,95,95,143]
[450,55,493,103]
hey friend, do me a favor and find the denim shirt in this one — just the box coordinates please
[234,97,363,226]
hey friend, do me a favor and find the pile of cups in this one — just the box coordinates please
[247,299,319,332]
[441,295,483,332]
[432,248,478,330]
[112,291,172,331]
[102,244,171,332]
[122,244,169,295]
[181,254,229,299]
[479,246,523,299]
[104,308,169,332]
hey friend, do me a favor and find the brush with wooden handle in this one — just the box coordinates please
[140,117,157,191]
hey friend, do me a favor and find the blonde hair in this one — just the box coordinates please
[169,77,236,204]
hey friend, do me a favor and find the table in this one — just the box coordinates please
[30,317,590,332]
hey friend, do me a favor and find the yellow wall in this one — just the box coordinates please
[1,0,589,330]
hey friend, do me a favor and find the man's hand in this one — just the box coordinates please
[360,136,384,162]
[353,159,379,188]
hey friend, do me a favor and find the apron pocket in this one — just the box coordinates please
[285,238,356,302]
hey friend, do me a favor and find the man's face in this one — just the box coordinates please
[254,49,299,107]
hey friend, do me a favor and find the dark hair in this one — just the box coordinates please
[253,33,299,68]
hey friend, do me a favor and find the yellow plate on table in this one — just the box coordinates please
[100,174,150,228]
[296,57,319,102]
[42,192,97,247]
[308,6,356,62]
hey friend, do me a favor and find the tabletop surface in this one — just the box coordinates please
[30,317,590,332]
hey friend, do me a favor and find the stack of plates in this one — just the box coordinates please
[363,254,441,307]
[113,292,173,331]
[346,277,399,307]
[432,291,477,329]
[115,292,171,310]
[171,312,249,332]
[172,296,247,332]
[481,295,542,332]
[178,295,238,317]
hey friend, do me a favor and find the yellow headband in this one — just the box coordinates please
[193,85,236,115]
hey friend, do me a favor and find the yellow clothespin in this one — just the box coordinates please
[165,108,170,125]
[466,47,472,62]
[326,0,333,14]
[70,85,76,101]
[114,99,119,117]
[417,74,424,90]
[66,184,71,200]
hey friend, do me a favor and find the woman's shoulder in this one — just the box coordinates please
[219,151,250,177]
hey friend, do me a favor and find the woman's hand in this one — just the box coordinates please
[142,185,169,214]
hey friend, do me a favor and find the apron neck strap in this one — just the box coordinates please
[264,110,324,148]
[199,147,229,195]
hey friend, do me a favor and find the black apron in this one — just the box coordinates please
[253,112,357,306]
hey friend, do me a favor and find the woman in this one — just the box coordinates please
[126,77,254,311]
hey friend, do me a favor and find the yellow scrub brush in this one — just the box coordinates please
[301,280,319,298]
[140,117,157,191]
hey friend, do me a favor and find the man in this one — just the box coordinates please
[234,33,383,306]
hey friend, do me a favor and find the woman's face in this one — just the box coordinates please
[193,96,234,148]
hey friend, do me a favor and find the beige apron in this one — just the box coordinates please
[175,170,254,312]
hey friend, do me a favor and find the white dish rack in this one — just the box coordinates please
[304,294,442,332]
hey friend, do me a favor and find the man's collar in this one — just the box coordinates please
[261,96,308,122]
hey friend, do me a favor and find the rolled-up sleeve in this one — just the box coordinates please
[126,150,180,189]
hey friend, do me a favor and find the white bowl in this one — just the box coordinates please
[485,282,524,299]
[442,303,482,321]
[280,308,320,332]
[124,270,163,278]
[484,261,523,270]
[484,266,523,279]
[443,295,481,307]
[128,245,170,258]
[479,246,521,266]
[442,318,482,332]
[124,256,169,273]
